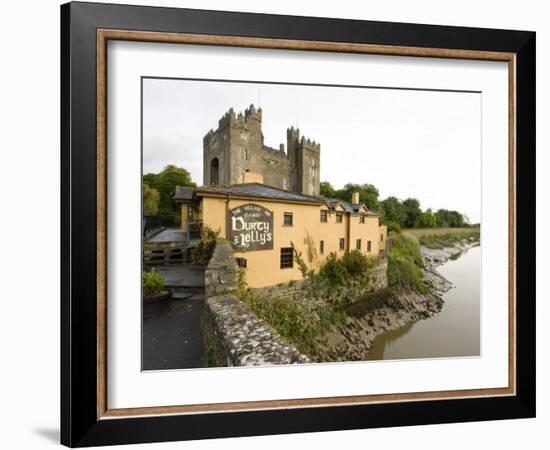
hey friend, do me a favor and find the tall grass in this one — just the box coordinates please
[416,229,480,249]
[387,233,427,293]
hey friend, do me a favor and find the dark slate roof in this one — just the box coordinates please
[174,186,195,201]
[196,183,324,204]
[316,197,381,215]
[322,198,355,213]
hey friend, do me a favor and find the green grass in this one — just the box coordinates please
[239,291,346,356]
[403,228,480,249]
[387,232,427,293]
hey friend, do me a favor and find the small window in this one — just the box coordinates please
[235,257,247,269]
[283,212,293,226]
[320,240,325,255]
[356,239,361,250]
[280,247,294,269]
[339,238,345,251]
[336,212,343,223]
[367,241,372,252]
[320,210,328,223]
[359,215,365,224]
[380,234,384,242]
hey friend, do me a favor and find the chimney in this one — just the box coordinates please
[352,192,360,204]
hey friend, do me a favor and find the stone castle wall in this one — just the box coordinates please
[203,105,320,196]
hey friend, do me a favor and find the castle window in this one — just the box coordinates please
[320,240,324,255]
[381,234,384,242]
[339,238,345,251]
[367,241,372,252]
[210,157,219,185]
[280,247,294,269]
[359,215,365,224]
[320,210,328,222]
[283,212,293,226]
[336,212,343,223]
[245,148,249,160]
[356,239,362,250]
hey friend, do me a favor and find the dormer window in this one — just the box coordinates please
[359,215,366,224]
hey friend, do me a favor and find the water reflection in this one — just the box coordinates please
[367,246,481,361]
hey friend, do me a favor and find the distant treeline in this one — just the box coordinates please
[320,181,475,230]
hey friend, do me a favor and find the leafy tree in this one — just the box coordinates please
[336,183,380,211]
[402,198,422,228]
[143,165,196,219]
[415,208,437,228]
[434,209,465,228]
[143,184,160,216]
[380,196,406,226]
[385,221,402,233]
[319,181,336,198]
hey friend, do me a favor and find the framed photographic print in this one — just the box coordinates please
[60,1,536,447]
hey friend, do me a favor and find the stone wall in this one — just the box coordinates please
[368,259,388,291]
[203,240,309,366]
[204,239,239,297]
[204,294,310,366]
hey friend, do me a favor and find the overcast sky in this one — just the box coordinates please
[143,78,481,222]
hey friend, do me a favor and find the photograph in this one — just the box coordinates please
[141,77,481,370]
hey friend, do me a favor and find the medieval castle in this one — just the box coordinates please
[203,105,321,196]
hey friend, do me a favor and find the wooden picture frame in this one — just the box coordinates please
[61,1,535,447]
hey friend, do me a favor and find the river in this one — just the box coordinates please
[366,245,481,361]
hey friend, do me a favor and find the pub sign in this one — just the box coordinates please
[229,204,273,252]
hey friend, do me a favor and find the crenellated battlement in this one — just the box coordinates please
[203,105,320,195]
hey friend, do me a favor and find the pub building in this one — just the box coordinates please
[175,175,387,288]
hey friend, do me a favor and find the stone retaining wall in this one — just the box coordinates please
[368,259,388,291]
[203,240,309,366]
[205,239,239,297]
[204,294,310,366]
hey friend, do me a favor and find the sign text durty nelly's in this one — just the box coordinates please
[229,204,274,252]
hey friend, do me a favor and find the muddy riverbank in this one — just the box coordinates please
[308,240,478,362]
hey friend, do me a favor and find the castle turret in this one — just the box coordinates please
[203,106,320,195]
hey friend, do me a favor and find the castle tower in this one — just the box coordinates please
[203,105,320,196]
[287,127,321,196]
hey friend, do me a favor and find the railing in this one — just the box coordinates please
[143,215,178,237]
[143,241,192,265]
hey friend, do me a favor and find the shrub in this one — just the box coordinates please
[191,226,220,263]
[241,293,345,355]
[387,233,426,292]
[318,252,349,284]
[342,250,376,276]
[143,269,164,296]
[385,221,402,233]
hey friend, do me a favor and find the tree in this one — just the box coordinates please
[415,208,437,228]
[319,181,336,198]
[143,184,160,216]
[143,165,196,219]
[320,181,381,211]
[435,209,465,228]
[402,198,422,228]
[380,196,406,227]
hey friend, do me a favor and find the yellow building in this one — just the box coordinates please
[176,182,387,288]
